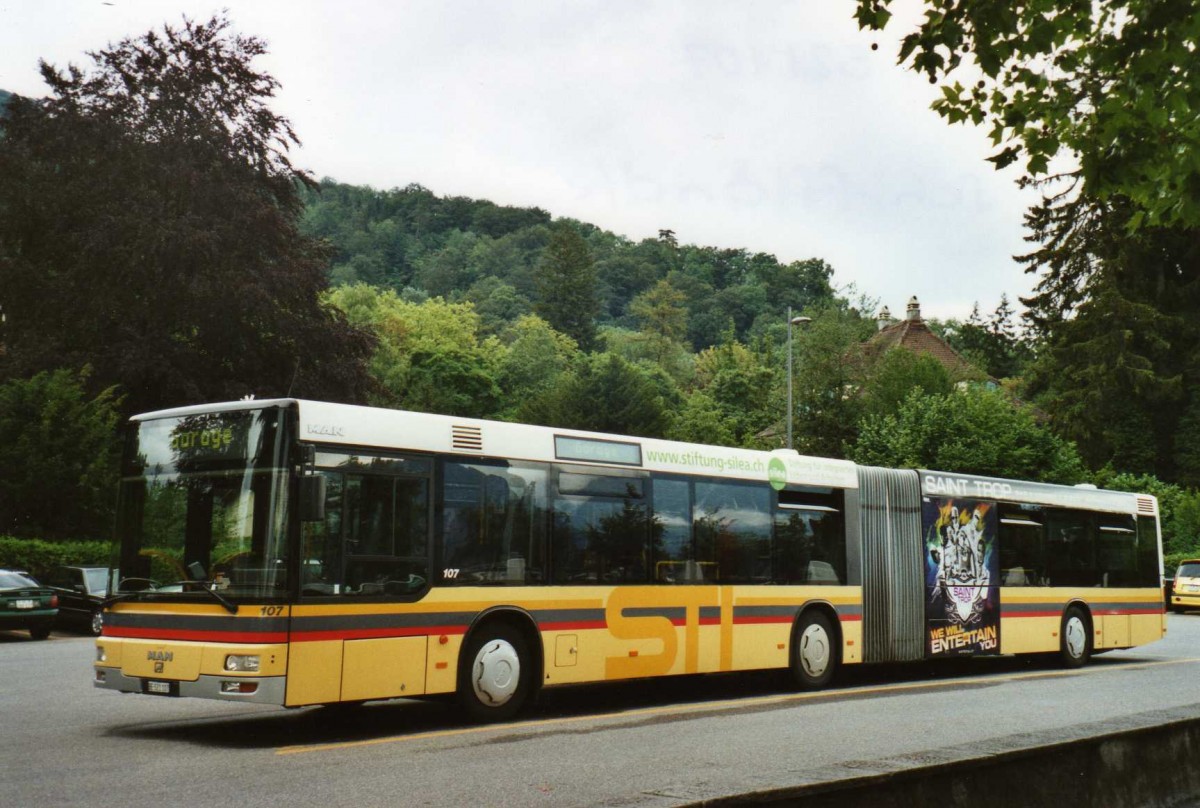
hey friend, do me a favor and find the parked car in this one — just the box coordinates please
[1170,559,1200,614]
[0,569,59,640]
[45,566,110,636]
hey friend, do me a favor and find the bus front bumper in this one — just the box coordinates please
[93,666,286,704]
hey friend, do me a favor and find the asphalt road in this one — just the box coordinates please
[4,615,1200,807]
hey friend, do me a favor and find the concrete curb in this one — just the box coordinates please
[669,705,1200,807]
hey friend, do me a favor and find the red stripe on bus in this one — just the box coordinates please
[104,626,287,643]
[290,625,470,642]
[538,621,608,632]
[1002,607,1163,619]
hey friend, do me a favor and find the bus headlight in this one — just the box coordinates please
[96,645,107,663]
[224,654,260,672]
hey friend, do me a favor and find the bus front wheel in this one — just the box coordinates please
[791,611,837,690]
[1059,606,1091,669]
[458,623,532,723]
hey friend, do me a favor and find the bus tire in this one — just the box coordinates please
[458,622,532,723]
[790,611,837,690]
[1059,606,1091,669]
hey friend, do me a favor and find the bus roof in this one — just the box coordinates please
[920,469,1154,516]
[127,399,1158,514]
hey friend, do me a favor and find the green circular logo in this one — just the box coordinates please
[768,457,788,491]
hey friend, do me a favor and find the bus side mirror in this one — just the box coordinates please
[299,475,326,522]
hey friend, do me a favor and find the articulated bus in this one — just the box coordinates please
[94,399,1166,720]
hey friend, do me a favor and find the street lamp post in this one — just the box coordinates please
[786,307,812,450]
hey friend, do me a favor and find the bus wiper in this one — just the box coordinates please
[103,578,159,607]
[180,580,239,615]
[183,562,238,614]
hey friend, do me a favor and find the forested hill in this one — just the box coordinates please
[299,179,838,351]
[0,89,12,112]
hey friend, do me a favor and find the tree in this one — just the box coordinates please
[518,353,671,438]
[629,279,688,344]
[943,295,1032,380]
[325,284,501,418]
[0,369,121,539]
[852,388,1086,484]
[495,315,579,418]
[856,0,1200,229]
[859,348,954,421]
[534,224,600,351]
[1025,276,1182,475]
[788,304,877,457]
[691,340,776,446]
[670,391,737,447]
[0,15,374,413]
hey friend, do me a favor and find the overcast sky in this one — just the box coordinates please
[0,1,1041,321]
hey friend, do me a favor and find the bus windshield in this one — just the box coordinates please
[114,407,290,600]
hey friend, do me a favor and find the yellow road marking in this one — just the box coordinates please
[275,656,1200,757]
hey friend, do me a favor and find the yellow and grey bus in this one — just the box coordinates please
[94,399,1166,720]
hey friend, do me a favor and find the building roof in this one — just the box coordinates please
[865,297,987,381]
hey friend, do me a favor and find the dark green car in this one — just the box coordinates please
[0,570,59,640]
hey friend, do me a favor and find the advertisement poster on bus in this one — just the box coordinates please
[923,498,1000,657]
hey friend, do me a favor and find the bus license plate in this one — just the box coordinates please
[144,680,176,696]
[14,599,35,609]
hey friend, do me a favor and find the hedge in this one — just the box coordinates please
[0,536,112,581]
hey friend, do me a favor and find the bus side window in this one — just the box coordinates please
[1044,509,1098,587]
[998,506,1044,586]
[1136,515,1160,587]
[342,476,428,596]
[693,480,771,584]
[551,472,648,584]
[1096,515,1138,587]
[773,487,846,585]
[651,478,693,583]
[439,461,548,585]
[300,473,343,596]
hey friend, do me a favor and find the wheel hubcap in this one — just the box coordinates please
[799,624,830,678]
[1064,615,1086,658]
[471,639,520,706]
[92,612,103,635]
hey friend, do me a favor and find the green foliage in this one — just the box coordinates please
[0,537,112,580]
[300,180,837,354]
[494,315,580,418]
[534,224,600,351]
[465,277,532,336]
[690,340,775,446]
[0,15,374,412]
[856,0,1200,229]
[518,353,672,438]
[325,284,501,418]
[1095,471,1200,557]
[852,388,1086,484]
[669,392,737,447]
[1026,271,1185,476]
[0,369,121,540]
[859,348,954,420]
[629,279,688,344]
[601,326,695,388]
[788,304,877,457]
[940,296,1033,380]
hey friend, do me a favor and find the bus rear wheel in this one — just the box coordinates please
[791,611,836,690]
[1059,606,1091,669]
[458,623,532,723]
